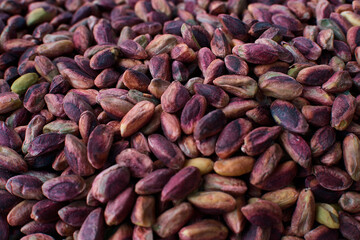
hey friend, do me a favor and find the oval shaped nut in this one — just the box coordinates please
[241,126,282,156]
[343,133,360,181]
[171,43,197,62]
[87,124,114,169]
[63,92,94,123]
[213,75,258,99]
[317,29,334,51]
[92,165,130,203]
[233,43,278,64]
[322,70,352,93]
[291,37,322,61]
[78,208,105,240]
[22,115,46,154]
[6,175,43,200]
[0,121,22,151]
[27,133,65,157]
[44,94,66,118]
[254,161,297,191]
[331,94,356,131]
[31,199,64,223]
[320,141,342,166]
[178,135,200,158]
[184,158,213,175]
[160,112,181,142]
[148,134,185,169]
[222,98,259,119]
[315,203,339,229]
[339,211,360,240]
[161,166,201,202]
[280,131,312,168]
[105,186,135,226]
[7,200,36,226]
[194,109,226,141]
[78,111,97,144]
[223,196,246,234]
[135,168,175,195]
[301,105,331,127]
[98,96,134,120]
[161,81,191,113]
[290,189,315,237]
[42,175,86,202]
[20,233,55,240]
[36,40,74,59]
[271,99,309,134]
[241,199,282,228]
[0,92,22,114]
[34,56,59,83]
[0,145,28,173]
[203,173,247,196]
[224,54,249,75]
[11,73,39,96]
[215,118,252,159]
[310,126,336,157]
[262,187,299,209]
[89,47,119,70]
[119,39,148,60]
[23,82,50,113]
[259,72,303,100]
[145,34,178,57]
[188,191,236,214]
[296,65,333,86]
[179,219,228,240]
[214,156,254,177]
[250,144,283,186]
[304,225,338,240]
[58,201,94,227]
[180,94,207,135]
[204,59,226,84]
[148,78,170,99]
[153,202,193,238]
[64,134,95,177]
[302,86,334,106]
[116,148,153,178]
[120,101,155,138]
[121,69,151,92]
[194,83,229,108]
[130,132,150,154]
[314,165,353,191]
[131,196,156,227]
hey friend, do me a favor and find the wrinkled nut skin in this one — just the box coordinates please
[105,186,136,226]
[116,148,153,178]
[241,126,282,156]
[91,165,130,203]
[314,165,353,191]
[161,166,201,202]
[261,187,299,209]
[179,219,228,240]
[87,124,114,169]
[259,72,303,100]
[290,189,315,237]
[78,208,105,240]
[215,118,252,159]
[135,168,175,195]
[233,43,279,64]
[203,173,247,196]
[180,94,207,135]
[280,131,312,169]
[7,200,36,227]
[120,101,155,138]
[331,94,356,131]
[131,196,156,227]
[153,202,194,238]
[270,99,309,135]
[187,191,236,214]
[241,199,282,228]
[310,126,336,157]
[161,81,191,113]
[193,109,227,141]
[148,134,185,170]
[58,201,94,227]
[64,134,95,177]
[6,175,43,200]
[343,133,360,181]
[42,175,86,202]
[250,144,283,186]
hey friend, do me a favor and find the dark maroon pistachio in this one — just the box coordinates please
[193,109,226,141]
[270,99,309,135]
[42,175,86,202]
